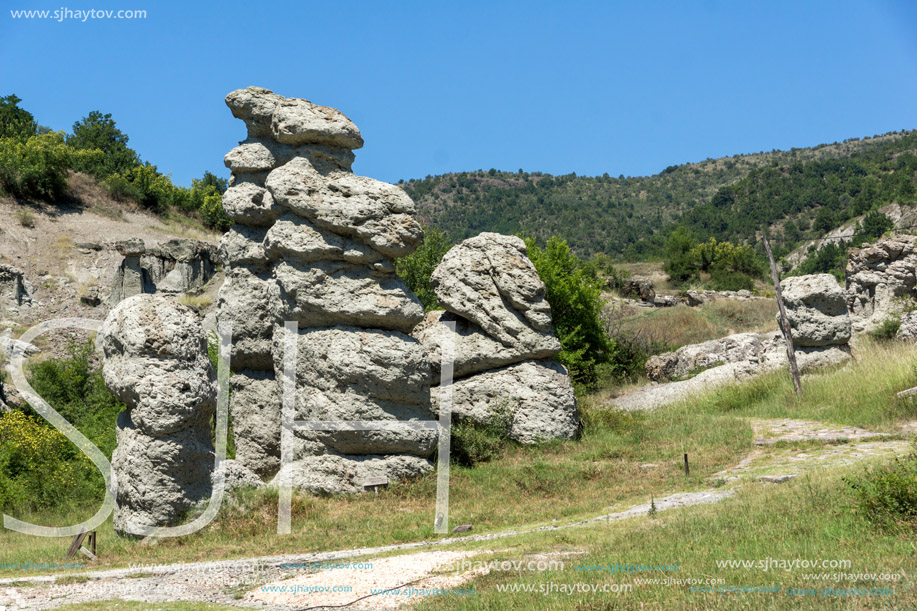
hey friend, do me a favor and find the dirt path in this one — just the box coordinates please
[0,418,912,610]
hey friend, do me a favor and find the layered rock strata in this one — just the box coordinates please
[217,87,432,491]
[414,233,579,443]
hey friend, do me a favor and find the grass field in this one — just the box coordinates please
[3,340,917,610]
[0,401,751,576]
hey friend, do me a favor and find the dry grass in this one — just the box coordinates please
[178,294,214,310]
[15,208,35,228]
[614,299,779,354]
[66,171,130,219]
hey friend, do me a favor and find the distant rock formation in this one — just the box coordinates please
[896,311,917,341]
[415,233,579,443]
[99,295,217,535]
[0,264,33,313]
[217,87,433,493]
[632,273,852,411]
[846,235,917,332]
[109,239,217,306]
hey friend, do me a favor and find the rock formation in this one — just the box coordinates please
[846,235,917,332]
[645,333,764,382]
[0,264,33,312]
[98,295,216,535]
[896,310,917,341]
[109,239,217,306]
[415,233,579,443]
[781,273,852,347]
[631,274,852,411]
[217,87,433,492]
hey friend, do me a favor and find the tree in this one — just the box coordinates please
[0,95,38,142]
[0,132,102,200]
[394,225,453,311]
[858,210,893,241]
[525,236,613,386]
[813,207,837,234]
[663,226,697,283]
[67,111,140,176]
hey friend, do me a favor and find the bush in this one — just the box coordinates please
[0,410,97,510]
[394,225,452,311]
[0,341,125,510]
[525,236,614,386]
[15,208,35,227]
[449,402,514,467]
[0,132,101,200]
[845,449,917,529]
[869,316,902,341]
[709,269,755,291]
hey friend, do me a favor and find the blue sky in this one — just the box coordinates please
[2,0,916,187]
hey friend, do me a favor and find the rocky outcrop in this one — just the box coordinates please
[109,239,217,306]
[633,273,853,411]
[780,274,851,347]
[846,235,917,332]
[0,264,33,312]
[896,311,917,341]
[217,87,432,492]
[645,333,764,382]
[416,232,578,442]
[98,295,216,535]
[620,279,655,303]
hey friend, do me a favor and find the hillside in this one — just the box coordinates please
[402,130,917,259]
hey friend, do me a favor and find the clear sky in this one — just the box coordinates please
[2,0,916,187]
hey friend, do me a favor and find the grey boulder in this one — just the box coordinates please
[413,310,560,379]
[780,274,851,347]
[432,359,579,444]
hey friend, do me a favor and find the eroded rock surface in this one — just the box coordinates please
[417,232,578,442]
[846,235,917,332]
[780,274,851,347]
[99,294,216,535]
[217,87,432,492]
[109,239,217,306]
[0,264,33,311]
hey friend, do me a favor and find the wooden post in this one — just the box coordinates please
[763,237,802,395]
[683,453,689,477]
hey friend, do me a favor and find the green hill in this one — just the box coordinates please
[401,130,917,259]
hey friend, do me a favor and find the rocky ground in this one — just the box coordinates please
[0,187,221,361]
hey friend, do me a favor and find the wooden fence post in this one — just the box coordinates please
[763,237,802,395]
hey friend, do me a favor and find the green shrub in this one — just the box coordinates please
[525,236,614,387]
[709,269,755,291]
[845,449,917,529]
[0,132,100,200]
[394,225,452,311]
[450,402,514,467]
[0,341,125,510]
[869,316,901,341]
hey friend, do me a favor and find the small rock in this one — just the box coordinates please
[451,524,473,533]
[757,474,798,484]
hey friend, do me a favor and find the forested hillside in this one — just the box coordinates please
[402,131,917,259]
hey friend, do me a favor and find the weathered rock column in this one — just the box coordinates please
[99,294,216,535]
[218,87,434,492]
[414,232,580,443]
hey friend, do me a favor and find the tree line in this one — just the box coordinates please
[0,94,231,230]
